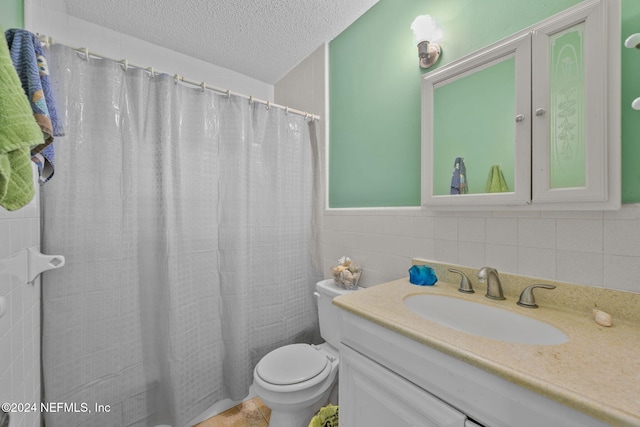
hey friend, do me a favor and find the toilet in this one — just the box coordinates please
[252,279,356,427]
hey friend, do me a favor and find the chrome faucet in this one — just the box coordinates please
[517,284,556,308]
[477,267,505,300]
[448,268,474,294]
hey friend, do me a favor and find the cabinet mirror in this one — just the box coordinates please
[421,34,531,207]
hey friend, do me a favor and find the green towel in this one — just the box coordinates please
[485,165,509,193]
[0,26,43,211]
[308,404,339,427]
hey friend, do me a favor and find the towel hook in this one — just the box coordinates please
[624,35,640,109]
[0,247,66,285]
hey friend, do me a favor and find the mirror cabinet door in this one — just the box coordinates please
[421,33,531,207]
[531,0,618,206]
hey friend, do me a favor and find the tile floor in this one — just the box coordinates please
[194,397,271,427]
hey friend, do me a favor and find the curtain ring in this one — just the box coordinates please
[304,112,309,120]
[174,74,180,84]
[266,101,270,110]
[248,96,253,104]
[285,106,289,115]
[120,59,128,71]
[83,47,90,61]
[226,89,231,98]
[147,67,155,77]
[38,34,51,48]
[200,81,206,92]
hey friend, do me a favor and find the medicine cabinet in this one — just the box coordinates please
[421,0,620,210]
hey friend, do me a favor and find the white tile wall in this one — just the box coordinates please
[322,206,640,294]
[0,166,42,427]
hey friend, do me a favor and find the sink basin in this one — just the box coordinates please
[404,294,568,345]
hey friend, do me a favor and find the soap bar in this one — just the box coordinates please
[409,265,438,286]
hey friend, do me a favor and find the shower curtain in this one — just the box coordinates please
[40,44,322,427]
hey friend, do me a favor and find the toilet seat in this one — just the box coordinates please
[256,344,330,386]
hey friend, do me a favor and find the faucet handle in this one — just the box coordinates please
[517,284,556,308]
[448,268,474,294]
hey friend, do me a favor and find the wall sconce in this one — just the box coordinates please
[624,33,640,110]
[624,33,640,49]
[411,15,443,69]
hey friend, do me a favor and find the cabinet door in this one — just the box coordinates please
[531,0,620,208]
[339,344,467,427]
[421,33,531,208]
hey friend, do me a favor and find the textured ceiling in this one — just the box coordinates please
[61,0,378,84]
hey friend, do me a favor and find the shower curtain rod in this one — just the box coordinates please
[37,34,321,122]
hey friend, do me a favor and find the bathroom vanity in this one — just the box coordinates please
[334,263,640,427]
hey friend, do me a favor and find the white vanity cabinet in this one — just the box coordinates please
[421,0,620,210]
[340,344,470,427]
[338,310,610,427]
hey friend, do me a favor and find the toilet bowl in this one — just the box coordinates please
[253,343,338,426]
[252,279,356,427]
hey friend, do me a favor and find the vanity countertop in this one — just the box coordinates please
[333,273,640,427]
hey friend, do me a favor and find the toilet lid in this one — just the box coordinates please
[256,344,329,385]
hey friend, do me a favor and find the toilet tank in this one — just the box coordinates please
[316,279,357,348]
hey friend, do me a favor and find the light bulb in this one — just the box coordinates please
[411,15,443,44]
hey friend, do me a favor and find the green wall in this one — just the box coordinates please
[433,58,516,195]
[0,0,23,30]
[330,0,640,207]
[620,0,640,202]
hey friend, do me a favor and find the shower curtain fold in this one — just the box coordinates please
[41,44,322,427]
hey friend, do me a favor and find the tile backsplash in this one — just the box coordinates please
[0,167,42,427]
[322,204,640,294]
